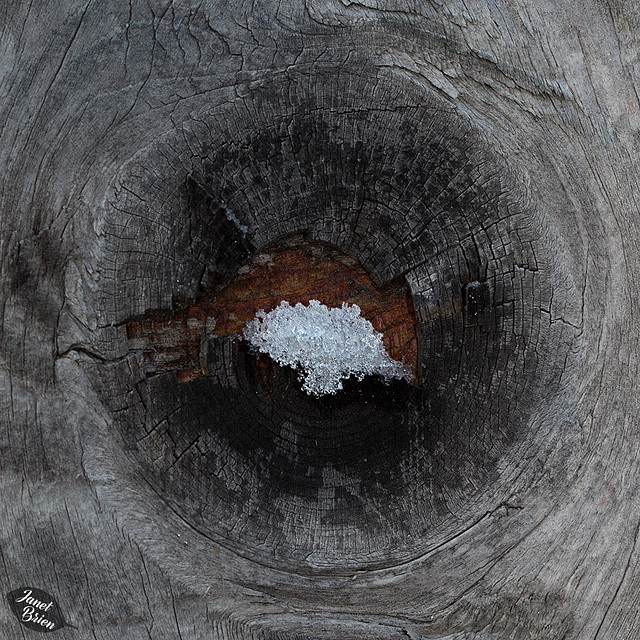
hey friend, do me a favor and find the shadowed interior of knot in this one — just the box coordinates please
[82,70,581,573]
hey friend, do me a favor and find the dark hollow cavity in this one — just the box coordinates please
[82,66,579,573]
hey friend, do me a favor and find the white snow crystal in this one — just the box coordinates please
[243,300,412,396]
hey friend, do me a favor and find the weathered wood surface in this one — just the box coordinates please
[1,0,639,637]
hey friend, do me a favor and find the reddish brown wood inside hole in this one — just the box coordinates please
[127,235,418,385]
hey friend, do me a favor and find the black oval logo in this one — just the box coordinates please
[7,587,68,632]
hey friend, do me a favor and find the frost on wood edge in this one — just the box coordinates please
[243,300,412,396]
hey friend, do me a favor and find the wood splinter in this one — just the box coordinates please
[127,234,419,386]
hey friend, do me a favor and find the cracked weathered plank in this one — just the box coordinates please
[1,0,639,638]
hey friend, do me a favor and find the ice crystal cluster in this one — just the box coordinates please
[243,300,411,396]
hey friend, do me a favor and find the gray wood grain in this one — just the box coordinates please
[1,0,639,637]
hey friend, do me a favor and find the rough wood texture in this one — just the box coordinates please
[1,0,639,638]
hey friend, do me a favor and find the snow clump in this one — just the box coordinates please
[243,299,411,397]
